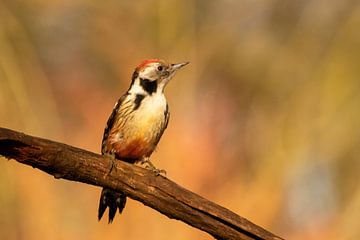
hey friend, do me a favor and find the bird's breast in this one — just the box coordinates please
[134,92,167,118]
[132,93,167,136]
[113,93,168,158]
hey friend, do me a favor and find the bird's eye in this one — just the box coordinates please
[157,66,163,71]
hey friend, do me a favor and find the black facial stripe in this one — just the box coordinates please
[134,94,145,110]
[140,78,157,95]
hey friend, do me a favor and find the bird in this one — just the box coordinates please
[98,59,189,223]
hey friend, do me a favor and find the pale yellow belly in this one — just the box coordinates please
[106,97,167,160]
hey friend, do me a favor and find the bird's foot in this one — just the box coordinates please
[145,165,167,176]
[140,157,166,176]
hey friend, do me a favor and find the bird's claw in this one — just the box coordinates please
[145,165,167,176]
[141,157,166,176]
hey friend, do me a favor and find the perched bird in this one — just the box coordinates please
[98,59,189,223]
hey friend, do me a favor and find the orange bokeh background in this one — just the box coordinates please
[1,1,359,239]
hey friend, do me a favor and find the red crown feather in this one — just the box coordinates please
[136,59,161,71]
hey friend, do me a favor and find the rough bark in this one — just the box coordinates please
[0,127,283,240]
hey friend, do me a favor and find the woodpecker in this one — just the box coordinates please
[98,59,189,223]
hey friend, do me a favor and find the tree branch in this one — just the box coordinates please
[0,127,282,240]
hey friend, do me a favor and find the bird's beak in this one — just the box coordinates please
[161,61,189,86]
[170,62,190,72]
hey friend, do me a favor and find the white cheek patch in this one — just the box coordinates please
[139,64,158,80]
[129,81,147,95]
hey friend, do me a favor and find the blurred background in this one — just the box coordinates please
[0,0,359,239]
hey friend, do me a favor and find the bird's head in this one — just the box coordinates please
[130,59,189,94]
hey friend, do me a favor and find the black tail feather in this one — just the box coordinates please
[98,188,127,223]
